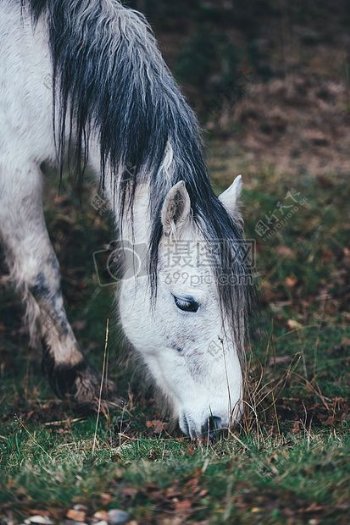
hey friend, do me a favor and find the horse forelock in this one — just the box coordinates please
[25,0,253,361]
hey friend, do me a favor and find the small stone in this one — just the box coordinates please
[66,509,87,522]
[100,493,113,505]
[107,509,129,525]
[93,511,109,521]
[73,505,88,512]
[63,522,88,525]
[26,517,54,525]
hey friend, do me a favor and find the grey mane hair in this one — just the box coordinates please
[24,0,253,361]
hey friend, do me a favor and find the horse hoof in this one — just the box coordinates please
[74,364,126,411]
[71,365,125,412]
[42,347,124,411]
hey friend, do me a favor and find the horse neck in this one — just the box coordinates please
[88,138,150,246]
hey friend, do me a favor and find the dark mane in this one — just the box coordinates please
[26,0,252,359]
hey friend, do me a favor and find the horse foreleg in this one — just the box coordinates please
[0,163,116,408]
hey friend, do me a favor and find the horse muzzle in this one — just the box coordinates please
[180,413,227,441]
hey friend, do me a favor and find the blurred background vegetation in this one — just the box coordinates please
[126,0,350,121]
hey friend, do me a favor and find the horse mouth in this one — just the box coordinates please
[179,414,227,441]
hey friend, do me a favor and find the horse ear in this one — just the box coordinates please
[161,181,191,236]
[218,175,243,217]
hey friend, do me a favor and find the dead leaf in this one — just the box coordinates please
[174,499,192,513]
[292,421,301,434]
[269,355,292,366]
[145,420,167,433]
[285,276,298,288]
[28,510,51,518]
[160,518,183,525]
[122,487,138,497]
[93,511,109,521]
[287,319,303,330]
[323,415,336,426]
[65,509,86,522]
[165,487,181,498]
[276,246,295,258]
[304,502,324,512]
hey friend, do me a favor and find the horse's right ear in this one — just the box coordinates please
[161,181,191,236]
[218,175,243,218]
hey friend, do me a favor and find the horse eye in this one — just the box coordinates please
[174,295,199,313]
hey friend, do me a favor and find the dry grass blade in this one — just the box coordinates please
[92,318,109,454]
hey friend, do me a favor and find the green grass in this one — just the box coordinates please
[1,422,349,523]
[1,159,349,524]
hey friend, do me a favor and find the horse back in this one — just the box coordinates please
[0,1,55,166]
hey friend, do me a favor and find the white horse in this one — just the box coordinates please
[0,0,252,438]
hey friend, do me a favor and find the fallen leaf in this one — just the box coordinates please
[66,509,86,522]
[100,493,112,505]
[287,319,303,330]
[165,487,181,498]
[145,420,167,433]
[292,421,301,434]
[28,510,51,518]
[276,246,295,258]
[269,355,292,366]
[122,487,138,497]
[160,518,183,525]
[285,276,298,288]
[304,502,324,512]
[174,499,192,513]
[93,511,108,521]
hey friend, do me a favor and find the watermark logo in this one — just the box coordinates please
[255,189,308,239]
[93,240,147,286]
[162,239,256,270]
[92,239,255,287]
[90,162,136,216]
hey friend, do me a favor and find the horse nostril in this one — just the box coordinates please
[201,416,222,439]
[209,416,222,431]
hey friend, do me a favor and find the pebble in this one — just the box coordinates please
[66,509,87,522]
[63,521,88,525]
[24,517,53,525]
[107,509,130,525]
[73,505,88,512]
[93,511,109,521]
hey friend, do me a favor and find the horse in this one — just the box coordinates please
[0,0,252,439]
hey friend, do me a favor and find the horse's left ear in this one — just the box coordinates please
[161,181,191,236]
[218,175,243,218]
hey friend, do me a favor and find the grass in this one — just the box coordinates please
[0,155,349,524]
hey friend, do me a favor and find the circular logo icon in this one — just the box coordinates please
[106,244,142,281]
